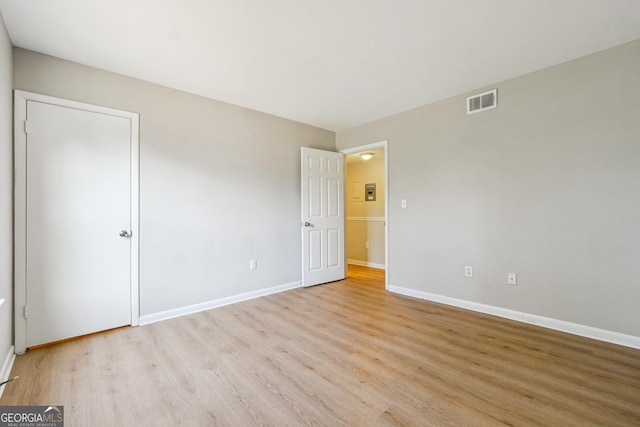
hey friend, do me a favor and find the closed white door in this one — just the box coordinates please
[24,99,133,347]
[301,147,345,287]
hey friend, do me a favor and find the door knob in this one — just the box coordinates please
[119,230,131,238]
[303,222,312,227]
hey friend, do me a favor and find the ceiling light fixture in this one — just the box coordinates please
[360,152,374,161]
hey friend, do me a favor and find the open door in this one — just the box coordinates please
[301,147,345,287]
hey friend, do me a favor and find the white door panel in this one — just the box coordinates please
[309,230,322,271]
[24,100,132,347]
[301,147,345,286]
[327,178,340,217]
[327,228,340,267]
[309,177,322,217]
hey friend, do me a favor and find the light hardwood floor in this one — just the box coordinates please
[2,265,640,426]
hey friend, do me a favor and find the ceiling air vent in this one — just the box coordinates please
[467,89,497,114]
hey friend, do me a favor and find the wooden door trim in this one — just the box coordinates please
[13,90,140,354]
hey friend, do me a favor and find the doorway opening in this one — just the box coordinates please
[341,141,388,290]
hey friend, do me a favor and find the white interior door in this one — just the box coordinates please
[301,147,345,287]
[21,97,135,348]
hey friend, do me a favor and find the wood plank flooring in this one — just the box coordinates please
[2,265,640,426]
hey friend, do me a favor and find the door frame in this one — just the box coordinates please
[13,90,140,354]
[340,140,389,290]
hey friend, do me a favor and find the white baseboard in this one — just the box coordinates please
[388,285,640,350]
[347,259,386,270]
[0,345,15,398]
[140,281,302,325]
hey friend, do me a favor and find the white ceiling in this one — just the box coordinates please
[1,1,640,131]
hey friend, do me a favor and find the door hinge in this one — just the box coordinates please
[23,120,29,134]
[23,305,28,319]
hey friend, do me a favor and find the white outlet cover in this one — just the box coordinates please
[508,273,517,285]
[464,266,473,277]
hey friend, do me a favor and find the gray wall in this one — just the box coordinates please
[0,13,13,363]
[14,48,335,317]
[337,40,640,337]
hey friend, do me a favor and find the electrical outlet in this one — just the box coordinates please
[250,259,257,270]
[401,199,407,208]
[464,266,473,277]
[508,273,517,285]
